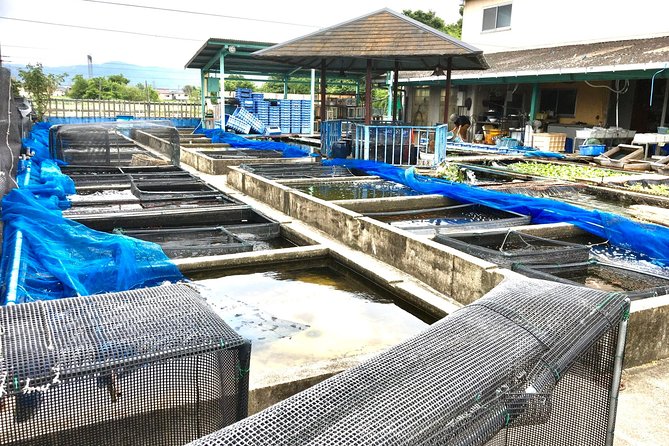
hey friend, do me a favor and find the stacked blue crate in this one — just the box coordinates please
[235,88,255,113]
[300,100,312,134]
[290,100,302,133]
[280,100,292,134]
[256,100,270,127]
[229,107,265,134]
[269,103,280,128]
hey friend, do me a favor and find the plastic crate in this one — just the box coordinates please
[532,133,567,152]
[579,144,606,156]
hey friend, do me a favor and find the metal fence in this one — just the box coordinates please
[46,98,200,119]
[352,123,449,166]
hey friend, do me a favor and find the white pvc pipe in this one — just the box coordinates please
[6,160,32,305]
[606,314,629,446]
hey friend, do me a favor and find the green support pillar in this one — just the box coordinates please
[219,52,226,129]
[283,76,288,99]
[386,72,393,119]
[355,81,360,106]
[200,69,206,123]
[529,83,539,122]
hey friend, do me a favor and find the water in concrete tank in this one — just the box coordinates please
[294,181,424,200]
[190,261,431,380]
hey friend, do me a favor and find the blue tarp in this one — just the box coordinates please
[0,189,184,304]
[195,128,310,158]
[0,121,185,304]
[324,159,669,267]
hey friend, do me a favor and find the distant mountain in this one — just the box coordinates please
[6,61,200,90]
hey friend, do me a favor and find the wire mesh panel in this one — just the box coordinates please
[49,121,180,166]
[434,231,592,268]
[187,278,628,446]
[0,284,250,445]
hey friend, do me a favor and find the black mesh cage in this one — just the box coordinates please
[0,284,250,445]
[186,278,628,446]
[48,121,180,166]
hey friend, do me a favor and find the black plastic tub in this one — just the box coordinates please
[512,261,669,300]
[433,231,591,267]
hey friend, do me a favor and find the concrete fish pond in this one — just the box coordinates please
[188,259,433,397]
[291,179,425,201]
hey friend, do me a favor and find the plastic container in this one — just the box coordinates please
[658,126,668,134]
[579,144,606,156]
[532,133,567,152]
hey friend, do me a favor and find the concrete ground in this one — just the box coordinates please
[615,358,669,445]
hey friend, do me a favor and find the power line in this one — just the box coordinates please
[82,0,320,28]
[0,16,203,42]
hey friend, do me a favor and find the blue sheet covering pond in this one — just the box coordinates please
[324,159,669,267]
[0,122,184,305]
[195,127,310,158]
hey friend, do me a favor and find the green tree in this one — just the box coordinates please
[18,63,66,120]
[67,74,159,101]
[260,75,311,95]
[224,75,255,92]
[10,77,22,98]
[403,8,462,39]
[183,85,201,102]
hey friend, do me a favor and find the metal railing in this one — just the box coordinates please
[353,124,449,166]
[46,98,200,119]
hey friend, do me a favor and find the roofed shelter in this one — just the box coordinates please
[254,8,488,125]
[186,38,327,129]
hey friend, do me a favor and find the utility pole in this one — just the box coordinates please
[87,55,93,78]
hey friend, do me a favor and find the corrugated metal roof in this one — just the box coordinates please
[400,36,669,83]
[185,38,317,75]
[254,8,488,72]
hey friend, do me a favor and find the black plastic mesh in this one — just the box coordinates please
[49,121,180,166]
[434,231,592,267]
[0,284,251,445]
[187,278,628,446]
[116,226,254,258]
[513,261,669,300]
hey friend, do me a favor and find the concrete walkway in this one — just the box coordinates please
[615,358,669,445]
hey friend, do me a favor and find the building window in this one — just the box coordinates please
[540,89,578,117]
[482,4,512,31]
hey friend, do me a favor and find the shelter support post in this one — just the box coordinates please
[200,70,206,123]
[355,81,360,106]
[392,62,399,122]
[365,59,372,125]
[219,52,226,129]
[320,59,327,124]
[661,78,669,127]
[526,83,540,147]
[386,72,393,119]
[529,83,539,122]
[310,69,316,135]
[443,57,452,125]
[283,75,288,99]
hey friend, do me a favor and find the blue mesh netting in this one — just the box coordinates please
[0,188,184,304]
[17,158,75,208]
[324,159,669,267]
[21,122,52,160]
[0,123,184,304]
[195,128,310,158]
